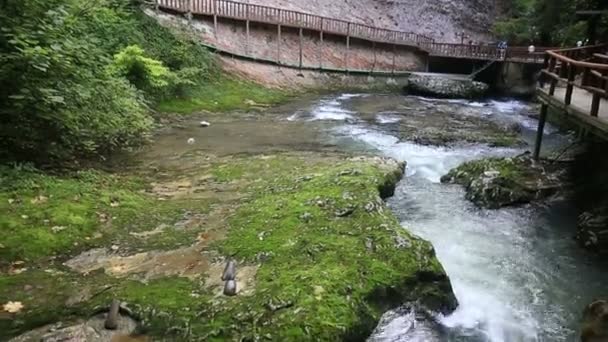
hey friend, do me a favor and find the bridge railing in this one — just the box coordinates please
[423,42,552,62]
[541,44,608,117]
[156,0,435,47]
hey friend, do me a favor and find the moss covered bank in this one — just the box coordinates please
[1,153,456,341]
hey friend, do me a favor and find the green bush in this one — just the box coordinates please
[0,0,213,164]
[110,45,173,95]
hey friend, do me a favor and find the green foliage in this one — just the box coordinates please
[110,45,173,94]
[0,165,148,262]
[0,0,213,164]
[492,0,606,45]
[158,76,293,114]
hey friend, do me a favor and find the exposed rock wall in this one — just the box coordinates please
[242,0,505,43]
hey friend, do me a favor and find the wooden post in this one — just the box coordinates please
[533,104,548,161]
[591,94,600,117]
[345,23,350,73]
[549,78,557,96]
[277,24,282,66]
[299,27,303,70]
[565,63,575,105]
[319,18,324,69]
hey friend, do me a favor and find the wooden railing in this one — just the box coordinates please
[541,44,608,117]
[155,0,556,65]
[422,42,552,63]
[156,0,435,47]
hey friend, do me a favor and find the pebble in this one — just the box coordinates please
[187,138,195,145]
[224,280,237,296]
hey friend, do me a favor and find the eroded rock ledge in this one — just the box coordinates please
[441,154,565,209]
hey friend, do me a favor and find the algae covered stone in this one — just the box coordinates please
[1,153,457,341]
[441,154,564,209]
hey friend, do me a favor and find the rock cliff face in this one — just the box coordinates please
[244,0,505,43]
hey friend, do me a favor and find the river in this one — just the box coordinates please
[279,93,608,341]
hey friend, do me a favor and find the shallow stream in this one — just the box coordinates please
[140,92,608,341]
[277,93,608,341]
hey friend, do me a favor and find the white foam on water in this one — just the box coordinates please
[307,95,361,121]
[376,114,402,124]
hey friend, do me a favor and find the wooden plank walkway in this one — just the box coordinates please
[155,0,550,64]
[534,44,608,158]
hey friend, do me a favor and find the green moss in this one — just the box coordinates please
[157,76,293,114]
[1,155,456,341]
[195,157,455,341]
[0,167,210,263]
[441,155,561,208]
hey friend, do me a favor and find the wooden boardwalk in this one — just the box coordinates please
[155,0,550,64]
[534,45,608,158]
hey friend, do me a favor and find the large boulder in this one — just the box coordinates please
[577,205,608,253]
[407,74,489,99]
[581,300,608,342]
[441,155,564,209]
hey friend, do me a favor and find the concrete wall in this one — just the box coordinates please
[219,57,410,90]
[149,9,427,73]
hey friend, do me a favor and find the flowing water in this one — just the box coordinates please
[277,93,608,341]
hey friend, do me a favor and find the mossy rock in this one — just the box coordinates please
[441,155,563,209]
[1,154,457,341]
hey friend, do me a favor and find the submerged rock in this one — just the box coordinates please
[580,300,608,342]
[407,74,489,99]
[441,155,565,209]
[577,206,608,253]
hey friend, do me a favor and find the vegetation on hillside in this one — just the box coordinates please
[492,0,608,45]
[0,0,289,166]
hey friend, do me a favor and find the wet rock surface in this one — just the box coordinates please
[580,300,608,342]
[345,94,523,147]
[577,205,608,254]
[9,314,141,342]
[407,74,489,99]
[441,154,566,209]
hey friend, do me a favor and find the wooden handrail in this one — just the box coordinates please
[541,44,608,118]
[547,46,608,70]
[154,0,571,64]
[156,0,434,48]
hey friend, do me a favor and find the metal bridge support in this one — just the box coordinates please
[391,44,396,75]
[319,19,324,69]
[246,19,250,55]
[299,28,304,70]
[533,104,548,161]
[277,24,282,66]
[371,41,376,73]
[213,0,218,37]
[345,23,351,74]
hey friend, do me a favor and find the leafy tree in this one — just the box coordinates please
[0,0,213,164]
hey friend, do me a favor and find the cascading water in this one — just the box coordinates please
[285,93,608,341]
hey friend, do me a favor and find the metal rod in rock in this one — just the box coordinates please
[104,299,121,330]
[221,260,236,281]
